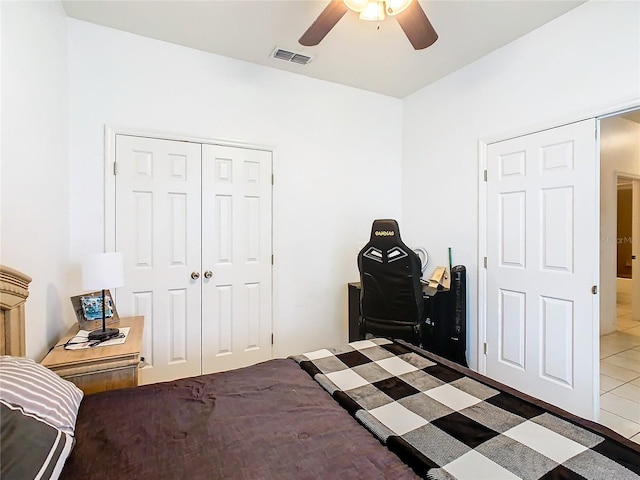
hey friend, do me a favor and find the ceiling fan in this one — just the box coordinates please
[299,0,438,50]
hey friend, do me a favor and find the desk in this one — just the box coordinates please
[348,282,452,342]
[348,273,467,367]
[347,282,362,342]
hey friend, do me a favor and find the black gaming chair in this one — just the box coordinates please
[357,219,425,346]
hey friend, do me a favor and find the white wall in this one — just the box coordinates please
[600,116,640,334]
[0,1,70,360]
[67,19,403,357]
[402,1,640,369]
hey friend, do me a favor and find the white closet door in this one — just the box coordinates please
[201,145,273,373]
[115,135,203,384]
[486,119,598,419]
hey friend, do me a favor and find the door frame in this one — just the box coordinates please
[477,101,640,415]
[615,172,640,322]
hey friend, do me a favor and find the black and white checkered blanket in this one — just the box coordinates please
[292,338,640,480]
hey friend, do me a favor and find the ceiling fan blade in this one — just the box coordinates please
[299,0,349,46]
[396,1,438,50]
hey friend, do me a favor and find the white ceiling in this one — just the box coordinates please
[61,0,585,98]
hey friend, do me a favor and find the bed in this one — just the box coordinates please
[1,265,639,480]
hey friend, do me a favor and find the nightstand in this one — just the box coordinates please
[41,316,144,394]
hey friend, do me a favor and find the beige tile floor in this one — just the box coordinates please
[599,289,640,444]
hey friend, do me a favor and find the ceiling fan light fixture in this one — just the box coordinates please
[343,0,368,13]
[385,0,412,16]
[359,1,385,21]
[300,0,437,51]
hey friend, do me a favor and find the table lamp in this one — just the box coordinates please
[81,252,124,341]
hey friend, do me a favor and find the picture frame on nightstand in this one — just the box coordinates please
[70,290,120,330]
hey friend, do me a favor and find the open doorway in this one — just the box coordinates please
[616,175,640,328]
[599,110,640,440]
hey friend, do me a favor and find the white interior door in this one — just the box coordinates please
[486,119,599,419]
[115,135,203,384]
[201,145,273,373]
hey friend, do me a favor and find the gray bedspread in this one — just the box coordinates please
[293,338,640,480]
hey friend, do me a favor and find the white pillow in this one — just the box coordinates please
[0,356,83,435]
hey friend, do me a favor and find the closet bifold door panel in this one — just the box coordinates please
[115,135,203,384]
[201,145,273,374]
[114,135,273,384]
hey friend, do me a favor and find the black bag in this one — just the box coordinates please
[422,265,467,367]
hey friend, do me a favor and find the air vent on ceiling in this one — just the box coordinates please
[271,48,314,66]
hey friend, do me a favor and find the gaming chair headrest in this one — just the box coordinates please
[368,219,403,247]
[359,219,424,322]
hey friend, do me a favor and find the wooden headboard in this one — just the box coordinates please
[0,265,32,356]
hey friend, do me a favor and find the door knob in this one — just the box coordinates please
[191,271,200,280]
[204,270,213,279]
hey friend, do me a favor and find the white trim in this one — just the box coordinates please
[616,171,640,182]
[592,118,602,420]
[477,139,488,374]
[104,126,116,253]
[482,97,640,146]
[105,126,274,152]
[599,105,640,121]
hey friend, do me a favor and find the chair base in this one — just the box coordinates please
[359,318,422,347]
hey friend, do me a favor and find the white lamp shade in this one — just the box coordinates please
[82,252,125,291]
